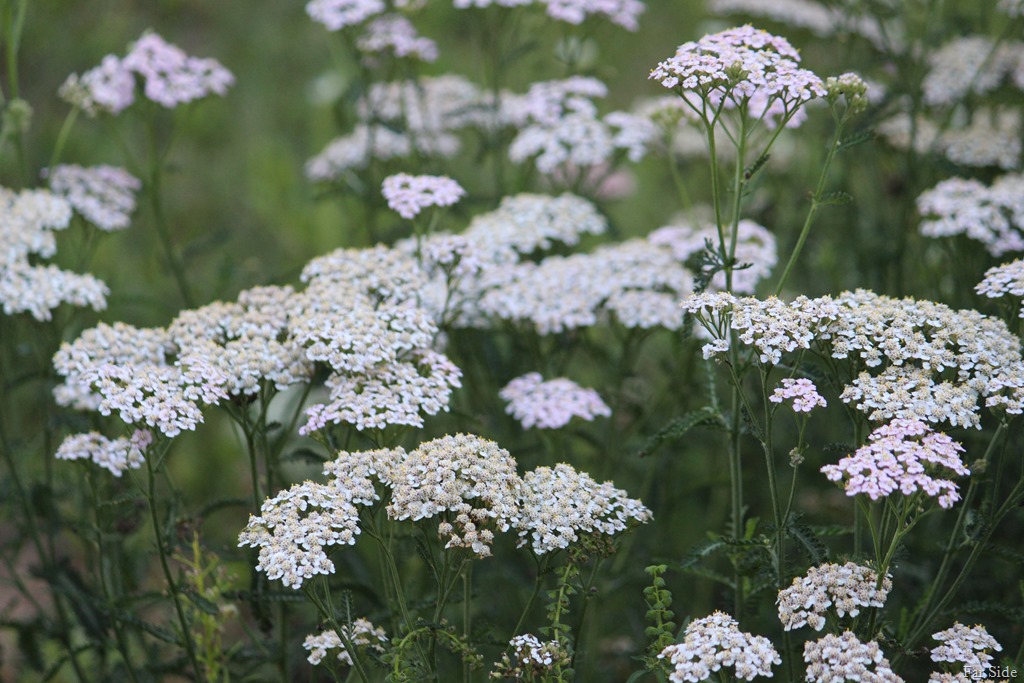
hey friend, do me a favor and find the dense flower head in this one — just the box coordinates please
[930,622,1003,673]
[45,165,141,231]
[543,0,644,29]
[300,244,426,304]
[649,217,777,294]
[770,377,827,413]
[804,632,903,683]
[777,562,891,631]
[480,238,692,334]
[650,26,826,128]
[387,434,522,557]
[514,463,651,554]
[381,173,465,219]
[357,15,438,62]
[53,322,229,437]
[502,77,649,172]
[0,187,108,321]
[360,75,490,139]
[463,193,607,262]
[239,448,401,588]
[305,125,415,180]
[881,110,1021,170]
[55,429,152,477]
[168,287,312,397]
[840,367,981,428]
[821,419,969,509]
[239,480,365,589]
[493,634,571,678]
[303,619,388,666]
[499,373,611,429]
[709,0,893,50]
[62,32,233,112]
[976,258,1024,317]
[923,36,1024,107]
[917,173,1024,257]
[306,0,385,30]
[825,72,869,113]
[658,611,781,682]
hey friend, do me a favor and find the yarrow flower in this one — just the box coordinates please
[357,15,438,63]
[770,377,827,413]
[45,165,141,231]
[650,26,827,129]
[387,434,522,557]
[1,187,108,321]
[777,562,891,631]
[55,429,152,477]
[239,448,400,588]
[930,622,1003,679]
[513,463,651,554]
[821,419,969,509]
[499,373,611,429]
[303,619,388,666]
[804,632,903,682]
[976,258,1024,317]
[306,0,386,30]
[61,32,233,113]
[917,173,1024,257]
[381,173,465,219]
[658,611,781,682]
[493,634,571,679]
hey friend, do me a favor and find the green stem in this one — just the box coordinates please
[774,112,847,296]
[303,582,372,683]
[48,107,79,171]
[144,450,203,681]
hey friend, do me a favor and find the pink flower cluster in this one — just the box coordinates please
[770,378,827,413]
[821,419,969,509]
[499,372,611,430]
[61,32,233,114]
[650,26,826,128]
[381,173,465,220]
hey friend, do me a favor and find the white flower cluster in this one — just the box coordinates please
[879,110,1021,170]
[357,14,437,63]
[658,611,781,682]
[930,622,1003,678]
[514,463,652,554]
[239,448,399,588]
[649,217,778,294]
[168,286,313,398]
[45,165,141,231]
[60,32,233,114]
[55,429,152,477]
[306,0,385,30]
[709,0,894,51]
[504,77,652,173]
[296,259,460,433]
[493,634,570,678]
[804,632,903,683]
[770,377,827,413]
[977,258,1024,317]
[388,434,522,557]
[307,76,486,180]
[453,0,643,30]
[777,562,891,631]
[381,173,465,220]
[479,237,692,334]
[650,26,827,129]
[686,289,1024,428]
[303,618,388,666]
[923,36,1024,107]
[53,322,229,437]
[917,173,1024,257]
[0,187,109,321]
[499,373,611,430]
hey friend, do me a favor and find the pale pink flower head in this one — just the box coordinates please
[357,15,438,63]
[930,622,1002,674]
[307,0,385,30]
[499,372,611,429]
[650,26,826,127]
[381,173,465,220]
[59,55,135,115]
[770,377,827,413]
[122,32,234,108]
[821,419,969,509]
[804,632,903,683]
[658,611,781,682]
